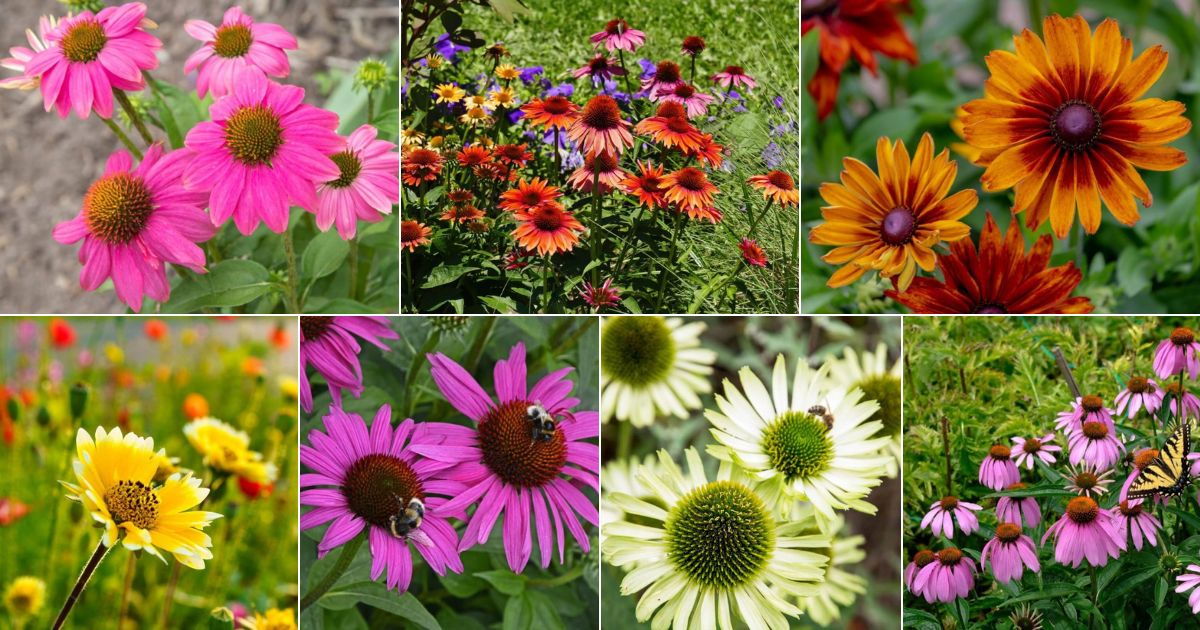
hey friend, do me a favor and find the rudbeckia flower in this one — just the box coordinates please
[184,6,297,99]
[601,316,715,426]
[3,576,45,622]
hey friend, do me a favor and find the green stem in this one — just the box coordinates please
[718,199,774,309]
[941,416,954,496]
[403,252,414,312]
[1028,0,1044,27]
[553,127,561,175]
[116,550,136,630]
[589,169,602,286]
[616,420,633,461]
[300,534,365,610]
[366,90,375,125]
[158,560,181,630]
[114,89,153,146]
[541,256,552,313]
[283,224,301,313]
[52,541,110,630]
[528,563,585,587]
[652,211,685,312]
[348,237,360,301]
[613,203,647,275]
[100,117,143,159]
[1088,564,1099,627]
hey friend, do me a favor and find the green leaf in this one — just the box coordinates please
[163,260,273,312]
[317,581,439,630]
[477,569,527,595]
[302,230,351,281]
[488,0,529,22]
[902,608,942,630]
[421,264,478,288]
[480,295,518,313]
[1000,582,1082,607]
[1116,247,1152,297]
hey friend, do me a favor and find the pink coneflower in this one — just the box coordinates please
[0,15,57,90]
[712,65,756,91]
[1115,376,1164,418]
[589,19,645,52]
[580,278,620,310]
[1010,433,1060,469]
[1067,421,1124,470]
[184,69,342,234]
[25,3,161,119]
[299,316,397,413]
[572,54,626,83]
[642,61,684,97]
[912,548,975,603]
[996,483,1042,529]
[566,151,627,194]
[658,83,715,118]
[1063,462,1115,498]
[1109,500,1161,550]
[1163,382,1200,418]
[1176,565,1200,614]
[981,523,1039,584]
[1154,327,1200,380]
[904,549,936,599]
[978,444,1020,491]
[422,343,600,573]
[52,144,214,312]
[184,6,297,99]
[738,238,768,268]
[920,496,981,539]
[313,124,399,239]
[300,405,465,592]
[1042,496,1125,567]
[1119,448,1168,504]
[567,95,633,157]
[1055,395,1116,435]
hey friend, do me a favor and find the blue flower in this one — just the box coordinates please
[519,66,544,84]
[508,109,525,124]
[772,95,785,109]
[637,58,656,79]
[762,142,783,168]
[546,83,575,98]
[434,33,471,63]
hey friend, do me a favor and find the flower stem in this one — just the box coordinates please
[282,224,301,313]
[114,89,154,146]
[940,416,954,496]
[300,534,365,610]
[100,117,143,160]
[117,550,136,629]
[348,237,360,301]
[613,204,647,275]
[553,127,561,174]
[1052,346,1082,398]
[541,256,552,313]
[719,199,775,309]
[652,211,685,312]
[616,420,633,461]
[1088,564,1099,627]
[157,562,181,630]
[366,90,375,125]
[51,541,110,630]
[529,563,584,587]
[589,169,603,286]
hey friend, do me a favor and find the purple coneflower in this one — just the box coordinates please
[1154,327,1200,380]
[1163,382,1200,418]
[1055,395,1115,435]
[978,444,1020,491]
[981,523,1039,584]
[996,483,1042,529]
[1176,564,1200,614]
[1115,375,1163,419]
[712,65,757,91]
[1067,421,1124,470]
[1042,496,1125,568]
[300,316,398,413]
[904,549,936,599]
[572,54,625,83]
[911,548,975,603]
[1109,500,1161,550]
[1064,463,1114,498]
[1011,433,1060,469]
[580,279,620,310]
[920,496,981,539]
[589,19,645,53]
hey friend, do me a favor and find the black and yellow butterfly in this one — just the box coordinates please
[1127,420,1194,501]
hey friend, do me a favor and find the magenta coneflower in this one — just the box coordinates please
[920,496,981,539]
[300,405,465,592]
[904,549,936,599]
[52,144,214,312]
[1055,395,1116,435]
[1109,500,1161,550]
[1119,449,1168,505]
[1067,421,1124,470]
[657,83,714,118]
[312,124,399,239]
[567,95,633,157]
[1010,433,1060,469]
[422,343,600,573]
[1115,376,1163,419]
[978,444,1020,491]
[184,6,297,99]
[572,54,626,83]
[996,483,1042,529]
[25,3,160,119]
[981,523,1039,584]
[712,65,756,91]
[1042,496,1125,567]
[580,278,620,310]
[1155,327,1200,380]
[566,151,627,194]
[589,19,645,52]
[299,316,397,413]
[1064,463,1115,498]
[184,69,343,234]
[1163,382,1200,418]
[642,60,683,97]
[0,15,57,90]
[1176,565,1200,614]
[912,548,975,603]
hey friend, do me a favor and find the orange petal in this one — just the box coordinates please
[827,263,867,288]
[1087,19,1123,102]
[1104,45,1168,108]
[1115,143,1189,171]
[1047,156,1077,239]
[981,138,1054,191]
[1075,158,1102,234]
[1105,98,1186,122]
[1104,115,1191,145]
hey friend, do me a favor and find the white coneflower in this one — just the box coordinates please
[600,454,664,526]
[795,512,867,625]
[826,342,902,477]
[600,316,716,427]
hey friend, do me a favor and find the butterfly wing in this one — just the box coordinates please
[1128,421,1192,500]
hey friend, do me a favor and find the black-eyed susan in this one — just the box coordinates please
[432,83,464,104]
[4,576,45,624]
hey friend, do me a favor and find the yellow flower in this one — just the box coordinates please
[239,607,296,630]
[427,135,446,148]
[151,451,184,483]
[495,63,520,80]
[425,54,445,69]
[433,83,465,104]
[459,107,493,127]
[181,328,199,346]
[61,426,221,569]
[401,128,426,147]
[488,87,517,109]
[3,576,45,619]
[466,93,494,110]
[184,418,276,484]
[104,343,124,365]
[278,376,299,401]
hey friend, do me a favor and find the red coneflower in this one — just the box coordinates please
[572,54,626,83]
[618,161,668,209]
[681,205,723,223]
[456,145,492,168]
[567,150,628,193]
[636,114,705,153]
[643,60,684,96]
[440,204,485,223]
[503,249,535,270]
[580,278,621,309]
[446,189,474,204]
[748,170,800,207]
[401,219,432,251]
[499,178,562,213]
[681,36,706,57]
[401,147,442,187]
[492,143,532,167]
[512,201,584,255]
[739,238,768,267]
[686,134,725,167]
[521,96,580,130]
[475,161,516,182]
[567,95,634,157]
[662,167,719,211]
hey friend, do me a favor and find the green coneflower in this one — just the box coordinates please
[600,316,716,427]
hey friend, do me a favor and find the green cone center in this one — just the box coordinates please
[664,480,773,589]
[762,410,833,480]
[601,316,676,387]
[855,374,900,437]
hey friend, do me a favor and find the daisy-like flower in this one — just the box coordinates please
[590,19,645,52]
[618,161,668,209]
[1176,565,1200,614]
[455,145,491,169]
[1115,376,1164,418]
[401,220,432,252]
[601,316,716,426]
[465,93,496,112]
[499,178,561,213]
[825,343,902,476]
[996,483,1043,529]
[642,61,684,97]
[810,133,976,291]
[184,70,342,234]
[1042,496,1125,567]
[904,549,936,599]
[520,96,579,130]
[184,7,297,99]
[419,343,600,573]
[459,106,493,127]
[1109,499,1161,550]
[661,166,719,213]
[433,83,465,104]
[580,278,621,310]
[3,576,46,622]
[572,54,626,83]
[911,547,976,604]
[635,114,705,153]
[738,238,768,268]
[979,444,1020,491]
[312,124,399,239]
[300,316,396,413]
[706,357,892,518]
[797,514,868,626]
[802,0,917,119]
[1011,433,1061,469]
[599,455,661,526]
[53,144,215,312]
[981,523,1039,584]
[1064,462,1115,498]
[494,63,520,81]
[440,204,484,224]
[300,405,465,592]
[62,426,220,568]
[1163,382,1200,418]
[920,496,982,538]
[400,128,424,147]
[511,202,584,256]
[687,134,725,168]
[566,151,628,194]
[238,607,295,630]
[658,84,715,118]
[488,86,517,109]
[0,15,57,90]
[1154,327,1200,380]
[567,95,633,157]
[492,143,532,168]
[965,15,1191,237]
[1067,421,1125,470]
[1010,605,1045,630]
[712,65,756,91]
[184,417,276,484]
[603,448,830,630]
[680,35,706,57]
[25,3,161,119]
[748,170,799,207]
[1055,395,1116,435]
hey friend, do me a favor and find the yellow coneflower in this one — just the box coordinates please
[495,63,521,80]
[4,576,46,621]
[432,83,465,104]
[425,53,445,69]
[400,128,425,147]
[239,608,297,630]
[183,417,277,484]
[459,107,493,127]
[466,93,495,111]
[488,86,517,109]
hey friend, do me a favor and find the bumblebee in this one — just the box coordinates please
[527,403,557,443]
[807,404,835,430]
[387,496,425,539]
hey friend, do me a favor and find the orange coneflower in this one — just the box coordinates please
[521,96,580,130]
[681,205,723,224]
[686,134,725,168]
[748,170,800,207]
[401,219,432,251]
[809,133,976,290]
[568,95,634,157]
[499,178,562,213]
[447,189,474,204]
[739,238,768,267]
[886,213,1094,314]
[802,0,918,120]
[662,167,719,212]
[456,145,492,168]
[475,161,516,182]
[401,147,443,187]
[618,162,668,209]
[567,150,628,193]
[648,100,689,121]
[636,115,705,153]
[962,15,1191,238]
[512,202,584,255]
[441,204,485,223]
[492,143,533,168]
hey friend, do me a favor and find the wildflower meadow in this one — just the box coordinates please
[904,316,1200,627]
[0,317,298,629]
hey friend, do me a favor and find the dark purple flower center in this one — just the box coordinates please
[213,23,253,58]
[342,453,424,527]
[681,36,706,54]
[478,400,565,487]
[301,316,334,341]
[83,173,153,245]
[974,304,1008,314]
[62,19,108,63]
[327,151,362,188]
[604,19,628,35]
[581,95,621,130]
[1050,100,1101,151]
[653,61,681,84]
[802,0,840,16]
[880,207,917,245]
[1066,496,1099,524]
[224,105,284,165]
